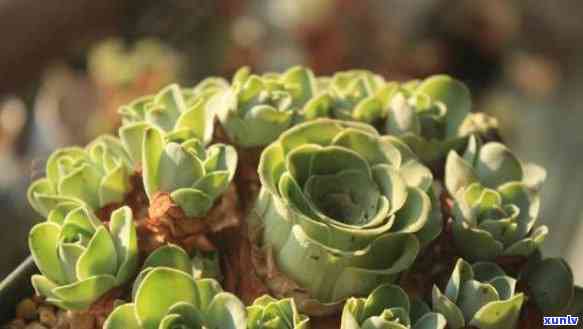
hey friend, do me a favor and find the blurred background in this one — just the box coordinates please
[1,0,582,283]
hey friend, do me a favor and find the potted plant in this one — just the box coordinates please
[1,67,581,329]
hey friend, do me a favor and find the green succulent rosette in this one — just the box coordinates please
[141,127,237,218]
[134,244,222,288]
[308,70,396,125]
[29,206,138,310]
[104,267,246,329]
[215,66,317,148]
[341,284,446,329]
[252,119,441,314]
[247,295,310,329]
[119,80,227,163]
[27,135,134,217]
[432,259,525,329]
[445,136,547,261]
[383,75,472,164]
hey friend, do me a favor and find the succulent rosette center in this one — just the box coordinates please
[252,119,440,313]
[29,206,138,310]
[342,284,446,329]
[432,259,525,329]
[215,66,317,148]
[445,136,548,261]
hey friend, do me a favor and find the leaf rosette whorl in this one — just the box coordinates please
[104,266,246,329]
[251,119,441,314]
[29,206,138,310]
[311,70,394,125]
[215,66,317,148]
[431,259,524,329]
[383,75,472,164]
[342,284,446,329]
[27,135,135,217]
[445,136,548,261]
[247,295,310,329]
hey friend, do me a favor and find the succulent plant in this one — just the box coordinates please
[445,136,547,261]
[136,244,222,285]
[141,128,237,218]
[29,206,138,310]
[104,267,246,329]
[341,284,446,329]
[251,118,441,313]
[383,75,472,164]
[247,295,310,329]
[432,258,524,329]
[215,66,317,148]
[27,135,134,217]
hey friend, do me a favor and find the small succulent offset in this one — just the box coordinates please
[141,128,237,218]
[341,284,446,329]
[104,267,246,329]
[247,295,310,329]
[28,135,134,216]
[29,206,138,310]
[445,136,547,261]
[215,66,317,148]
[252,119,441,313]
[432,259,524,329]
[383,75,471,164]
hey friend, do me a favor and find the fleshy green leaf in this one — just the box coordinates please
[142,127,165,199]
[29,223,67,285]
[104,303,141,329]
[143,244,192,275]
[416,75,471,137]
[135,268,198,329]
[413,313,447,329]
[119,122,149,164]
[109,206,138,284]
[205,293,247,329]
[445,151,477,195]
[386,93,421,136]
[432,286,465,329]
[52,275,116,310]
[157,142,204,192]
[475,143,523,189]
[525,258,574,314]
[469,294,524,329]
[171,188,212,217]
[76,227,118,280]
[457,280,500,320]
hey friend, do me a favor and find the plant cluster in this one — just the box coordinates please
[20,67,582,329]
